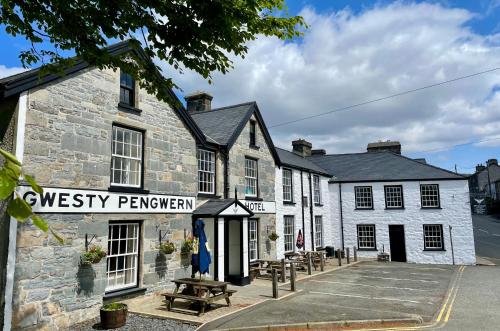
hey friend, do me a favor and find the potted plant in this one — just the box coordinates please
[180,236,194,267]
[268,232,279,242]
[100,302,127,329]
[159,241,176,256]
[81,245,107,265]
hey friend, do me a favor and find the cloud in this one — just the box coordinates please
[164,2,500,155]
[0,65,26,79]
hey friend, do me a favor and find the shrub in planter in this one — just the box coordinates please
[159,241,176,255]
[268,232,279,242]
[81,245,107,265]
[100,302,128,329]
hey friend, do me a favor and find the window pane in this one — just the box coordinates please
[245,158,257,197]
[385,186,403,208]
[357,225,376,249]
[421,184,440,208]
[355,186,373,209]
[106,223,139,292]
[424,224,443,249]
[283,169,293,201]
[284,216,294,252]
[315,216,323,248]
[197,149,215,194]
[111,126,143,187]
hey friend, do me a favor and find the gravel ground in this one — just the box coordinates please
[68,314,198,331]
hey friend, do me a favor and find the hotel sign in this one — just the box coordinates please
[240,200,276,214]
[17,186,195,214]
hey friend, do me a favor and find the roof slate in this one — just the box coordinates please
[276,147,331,176]
[308,151,465,182]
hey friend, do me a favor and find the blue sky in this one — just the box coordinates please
[1,1,499,174]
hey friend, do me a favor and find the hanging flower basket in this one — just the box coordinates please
[268,232,279,242]
[180,237,194,267]
[159,241,176,255]
[81,245,107,265]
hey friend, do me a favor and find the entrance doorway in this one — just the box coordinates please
[388,225,407,262]
[225,220,242,284]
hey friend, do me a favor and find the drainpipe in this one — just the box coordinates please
[222,149,229,199]
[308,172,315,251]
[339,182,345,251]
[4,91,28,331]
[300,171,305,250]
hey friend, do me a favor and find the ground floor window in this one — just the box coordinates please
[423,224,444,250]
[106,222,140,292]
[357,224,376,250]
[249,219,258,262]
[314,216,323,248]
[284,216,294,253]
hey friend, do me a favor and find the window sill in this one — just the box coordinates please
[118,102,142,113]
[357,248,377,251]
[385,207,405,210]
[108,186,150,194]
[197,193,221,199]
[314,203,323,207]
[421,207,442,210]
[249,145,260,150]
[283,201,296,205]
[423,248,446,252]
[104,287,147,300]
[245,197,263,201]
[354,207,374,210]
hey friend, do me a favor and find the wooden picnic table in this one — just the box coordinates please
[162,278,236,316]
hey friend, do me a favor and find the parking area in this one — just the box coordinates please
[201,261,458,330]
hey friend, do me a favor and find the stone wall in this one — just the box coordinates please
[13,66,198,330]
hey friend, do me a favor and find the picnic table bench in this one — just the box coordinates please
[250,259,286,281]
[162,278,236,316]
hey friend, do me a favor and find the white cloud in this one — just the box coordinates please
[165,2,500,155]
[0,65,26,79]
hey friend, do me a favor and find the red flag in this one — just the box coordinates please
[296,229,304,249]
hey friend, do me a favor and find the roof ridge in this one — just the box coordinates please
[386,151,465,178]
[189,101,256,116]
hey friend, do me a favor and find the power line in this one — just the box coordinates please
[269,67,500,128]
[410,136,500,154]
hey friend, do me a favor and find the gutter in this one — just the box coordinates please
[300,170,305,250]
[308,172,315,251]
[4,91,28,331]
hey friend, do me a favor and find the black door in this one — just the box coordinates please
[388,225,407,262]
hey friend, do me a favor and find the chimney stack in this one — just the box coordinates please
[487,159,498,167]
[367,140,401,154]
[292,139,312,157]
[311,149,326,156]
[476,164,486,173]
[185,91,213,113]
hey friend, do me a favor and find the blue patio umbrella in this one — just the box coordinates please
[191,219,211,276]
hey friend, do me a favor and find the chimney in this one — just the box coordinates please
[367,140,401,154]
[414,158,427,164]
[292,139,312,157]
[487,159,498,167]
[185,91,213,113]
[311,149,326,156]
[476,164,486,173]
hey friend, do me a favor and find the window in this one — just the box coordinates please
[313,175,321,204]
[423,224,444,250]
[283,169,293,202]
[249,219,258,261]
[106,222,140,292]
[421,184,440,208]
[120,71,135,106]
[385,185,404,209]
[284,216,294,253]
[249,121,256,146]
[355,186,373,209]
[357,224,376,250]
[198,149,215,194]
[314,216,323,248]
[245,158,258,197]
[111,125,143,187]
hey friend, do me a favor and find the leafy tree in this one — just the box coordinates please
[1,0,306,103]
[0,148,63,243]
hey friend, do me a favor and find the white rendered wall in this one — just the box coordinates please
[337,180,475,265]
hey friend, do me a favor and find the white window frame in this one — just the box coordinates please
[198,149,215,194]
[245,157,258,197]
[106,222,140,292]
[313,175,321,204]
[111,125,143,188]
[283,168,293,202]
[384,185,404,209]
[314,215,323,248]
[420,184,440,208]
[355,186,373,209]
[249,219,258,262]
[284,216,295,253]
[423,224,444,250]
[357,224,376,250]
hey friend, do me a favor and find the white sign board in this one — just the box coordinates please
[17,186,195,214]
[240,200,276,214]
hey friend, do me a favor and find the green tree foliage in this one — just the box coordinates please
[0,0,306,103]
[0,148,63,243]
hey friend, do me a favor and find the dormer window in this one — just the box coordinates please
[120,71,135,107]
[249,120,256,146]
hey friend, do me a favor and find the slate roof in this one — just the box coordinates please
[276,147,331,177]
[193,199,253,216]
[308,151,466,182]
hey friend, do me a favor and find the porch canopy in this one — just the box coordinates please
[193,199,254,218]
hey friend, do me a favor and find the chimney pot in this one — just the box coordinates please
[487,159,498,167]
[292,139,312,157]
[476,164,486,173]
[185,91,213,113]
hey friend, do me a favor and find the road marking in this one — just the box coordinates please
[444,266,465,322]
[478,228,489,233]
[309,280,434,292]
[309,291,421,304]
[492,233,500,237]
[360,275,439,283]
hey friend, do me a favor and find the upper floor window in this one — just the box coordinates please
[420,184,440,208]
[283,169,293,202]
[245,157,258,197]
[385,185,404,209]
[111,125,143,187]
[249,121,256,146]
[198,149,215,194]
[120,71,135,106]
[355,186,373,209]
[313,175,321,204]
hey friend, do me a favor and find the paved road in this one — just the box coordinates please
[472,214,500,264]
